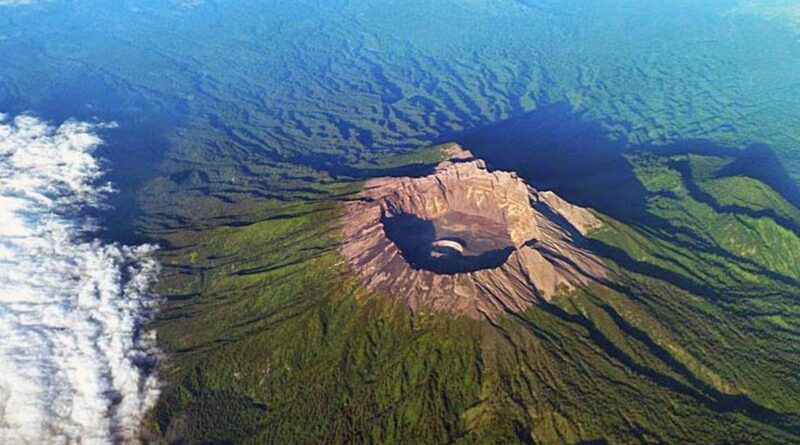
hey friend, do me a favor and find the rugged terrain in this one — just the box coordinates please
[1,1,799,443]
[150,143,800,444]
[340,145,606,319]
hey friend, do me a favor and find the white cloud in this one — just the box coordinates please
[0,114,160,444]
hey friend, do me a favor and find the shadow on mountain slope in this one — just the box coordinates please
[459,103,799,227]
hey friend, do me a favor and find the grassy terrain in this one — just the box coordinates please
[146,146,800,444]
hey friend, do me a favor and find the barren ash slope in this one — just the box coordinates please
[341,145,607,319]
[151,141,800,444]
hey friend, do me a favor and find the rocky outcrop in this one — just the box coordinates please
[339,144,607,320]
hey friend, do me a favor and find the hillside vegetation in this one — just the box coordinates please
[147,146,800,444]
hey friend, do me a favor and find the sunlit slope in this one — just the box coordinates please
[147,147,800,444]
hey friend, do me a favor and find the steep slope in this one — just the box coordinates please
[340,145,606,319]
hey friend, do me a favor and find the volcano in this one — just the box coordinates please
[339,144,608,319]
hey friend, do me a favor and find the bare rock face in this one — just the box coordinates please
[339,144,607,319]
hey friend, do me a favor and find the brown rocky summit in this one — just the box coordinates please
[340,144,607,320]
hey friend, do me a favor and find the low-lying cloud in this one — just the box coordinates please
[0,114,160,444]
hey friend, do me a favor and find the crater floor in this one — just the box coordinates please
[383,211,516,274]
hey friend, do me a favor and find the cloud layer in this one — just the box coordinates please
[0,114,160,444]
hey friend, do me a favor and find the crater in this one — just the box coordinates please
[382,212,515,274]
[339,144,608,319]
